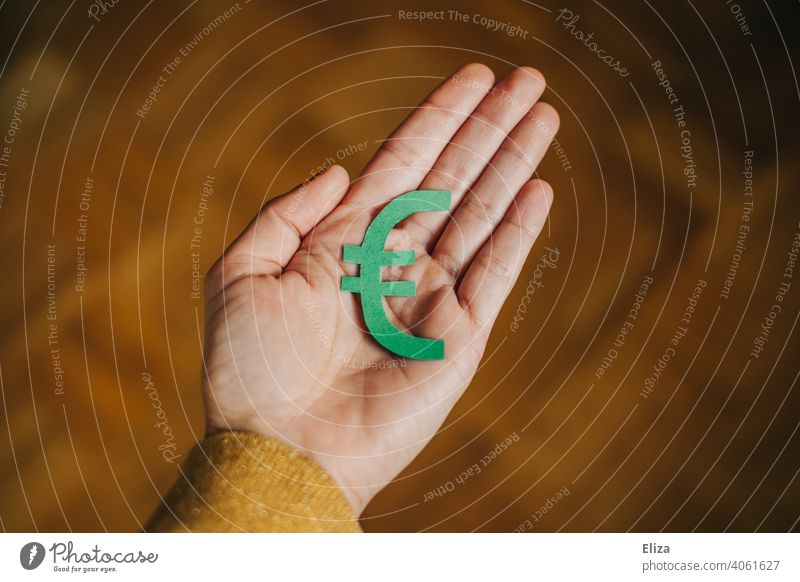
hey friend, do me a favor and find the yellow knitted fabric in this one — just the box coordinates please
[146,432,361,532]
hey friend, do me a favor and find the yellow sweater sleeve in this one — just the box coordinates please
[145,431,362,532]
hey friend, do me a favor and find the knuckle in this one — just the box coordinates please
[430,168,468,193]
[497,140,535,172]
[475,250,516,282]
[382,138,420,169]
[460,195,504,227]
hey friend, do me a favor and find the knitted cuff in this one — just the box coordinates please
[146,431,361,532]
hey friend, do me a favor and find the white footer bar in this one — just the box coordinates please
[1,533,796,581]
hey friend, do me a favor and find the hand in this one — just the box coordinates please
[201,63,559,516]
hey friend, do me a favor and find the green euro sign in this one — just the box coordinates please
[341,190,451,360]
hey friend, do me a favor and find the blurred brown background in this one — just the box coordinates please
[0,0,798,532]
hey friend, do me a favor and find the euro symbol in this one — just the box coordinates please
[341,190,451,360]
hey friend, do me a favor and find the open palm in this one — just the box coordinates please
[201,63,559,515]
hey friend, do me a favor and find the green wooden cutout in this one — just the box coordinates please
[341,190,451,360]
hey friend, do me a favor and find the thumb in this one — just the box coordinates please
[207,165,350,293]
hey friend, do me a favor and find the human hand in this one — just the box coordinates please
[201,63,559,516]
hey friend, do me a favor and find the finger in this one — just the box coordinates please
[433,101,559,280]
[206,165,350,293]
[401,67,546,248]
[457,179,553,326]
[343,63,494,208]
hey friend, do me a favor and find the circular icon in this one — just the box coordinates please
[19,542,45,570]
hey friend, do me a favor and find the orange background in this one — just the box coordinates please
[1,0,798,531]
